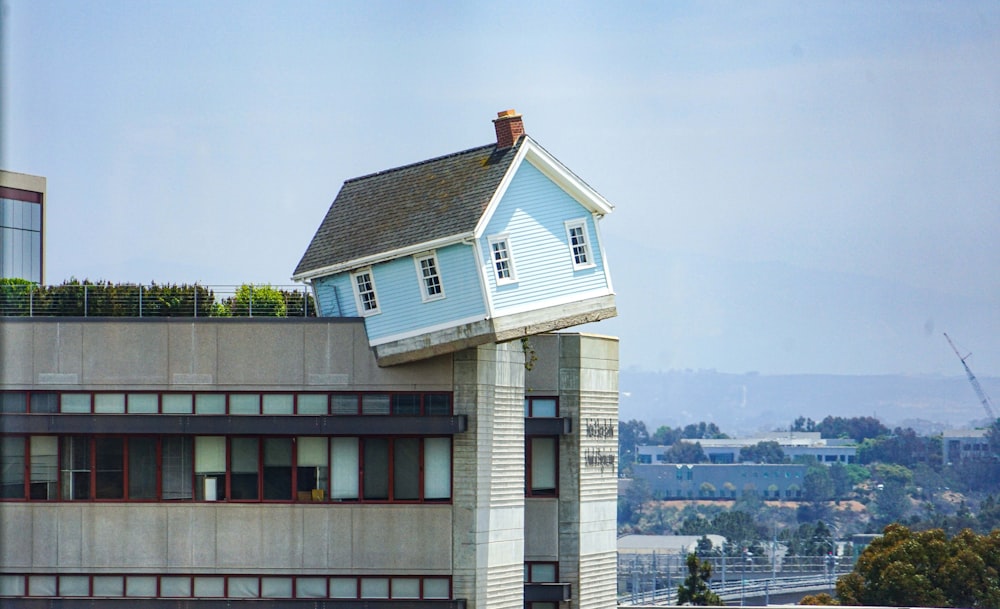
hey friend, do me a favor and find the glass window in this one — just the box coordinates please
[263,438,292,500]
[161,394,193,414]
[526,397,557,417]
[128,437,157,499]
[127,394,158,414]
[160,576,191,597]
[0,574,25,596]
[331,437,359,500]
[391,393,420,415]
[60,393,90,413]
[29,436,57,500]
[0,437,25,498]
[331,394,359,414]
[28,575,56,596]
[59,575,89,596]
[60,436,91,500]
[193,576,224,597]
[229,577,259,598]
[424,437,452,500]
[162,437,193,500]
[297,394,327,415]
[528,437,558,496]
[94,393,126,414]
[529,563,558,583]
[29,393,58,413]
[392,577,420,599]
[263,394,293,415]
[125,576,157,597]
[195,436,226,501]
[262,577,293,598]
[414,253,444,301]
[195,394,225,415]
[297,437,328,501]
[393,438,420,500]
[488,235,517,283]
[93,575,124,596]
[423,578,450,599]
[360,577,389,599]
[565,219,594,268]
[361,394,390,415]
[94,437,125,499]
[425,393,451,415]
[231,437,259,500]
[229,394,260,415]
[352,269,380,315]
[0,392,27,413]
[296,577,327,598]
[362,438,389,500]
[330,577,356,598]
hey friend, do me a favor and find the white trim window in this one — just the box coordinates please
[351,268,381,316]
[413,252,445,302]
[487,235,517,284]
[564,219,595,270]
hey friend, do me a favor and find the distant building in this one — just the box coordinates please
[618,534,727,556]
[631,463,809,500]
[942,428,990,464]
[0,170,46,283]
[637,431,856,466]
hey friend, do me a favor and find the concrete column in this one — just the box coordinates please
[452,341,526,609]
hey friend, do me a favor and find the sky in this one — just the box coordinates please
[2,1,998,377]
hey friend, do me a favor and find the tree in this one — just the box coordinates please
[871,464,913,524]
[739,440,786,464]
[816,416,888,443]
[792,416,817,432]
[676,553,722,606]
[837,524,1000,607]
[682,421,729,440]
[663,441,707,464]
[803,464,834,503]
[618,419,649,474]
[651,425,682,446]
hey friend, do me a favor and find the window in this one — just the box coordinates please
[527,437,558,496]
[487,235,517,283]
[351,268,380,315]
[524,397,557,417]
[565,219,595,269]
[0,437,25,498]
[60,436,90,500]
[414,253,444,301]
[525,562,558,583]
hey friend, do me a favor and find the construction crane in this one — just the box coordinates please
[944,333,996,421]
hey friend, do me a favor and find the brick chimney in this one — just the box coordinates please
[493,109,524,149]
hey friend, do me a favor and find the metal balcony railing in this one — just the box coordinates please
[0,283,316,318]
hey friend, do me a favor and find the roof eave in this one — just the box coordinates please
[291,232,475,282]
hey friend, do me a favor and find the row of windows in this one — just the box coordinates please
[0,391,452,416]
[349,218,596,317]
[0,434,452,503]
[655,488,804,499]
[0,573,451,600]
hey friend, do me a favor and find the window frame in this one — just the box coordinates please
[413,251,445,302]
[564,218,595,270]
[525,435,559,498]
[350,268,381,316]
[487,234,517,284]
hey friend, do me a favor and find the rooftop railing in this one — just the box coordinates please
[0,282,316,318]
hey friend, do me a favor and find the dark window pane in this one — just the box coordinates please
[0,437,26,498]
[362,438,389,500]
[424,394,451,415]
[162,437,192,500]
[0,392,27,413]
[391,394,420,415]
[29,393,58,413]
[128,438,157,499]
[263,438,292,500]
[393,438,419,500]
[230,438,259,500]
[95,437,124,499]
[60,436,91,500]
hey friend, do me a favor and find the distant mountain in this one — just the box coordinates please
[619,369,1000,434]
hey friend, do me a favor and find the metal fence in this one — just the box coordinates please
[0,283,316,318]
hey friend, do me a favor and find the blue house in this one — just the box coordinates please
[293,110,616,365]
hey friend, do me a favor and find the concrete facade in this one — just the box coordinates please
[0,319,619,609]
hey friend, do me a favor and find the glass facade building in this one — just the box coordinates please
[0,171,46,284]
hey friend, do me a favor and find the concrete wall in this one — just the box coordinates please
[0,503,452,574]
[0,319,453,391]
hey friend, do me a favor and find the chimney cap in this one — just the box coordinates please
[495,109,521,120]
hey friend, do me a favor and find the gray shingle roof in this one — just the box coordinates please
[293,140,522,278]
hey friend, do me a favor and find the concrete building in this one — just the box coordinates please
[0,111,620,608]
[0,170,46,284]
[942,428,990,464]
[630,463,809,500]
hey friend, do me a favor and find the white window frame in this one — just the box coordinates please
[564,218,595,270]
[413,252,445,302]
[487,234,517,285]
[351,268,381,316]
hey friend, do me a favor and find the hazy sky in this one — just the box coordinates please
[3,1,998,376]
